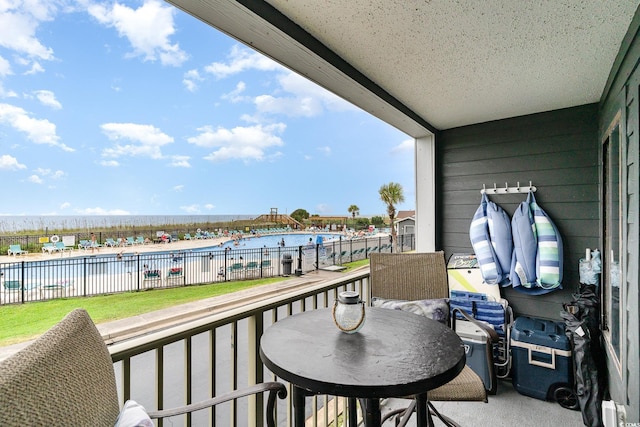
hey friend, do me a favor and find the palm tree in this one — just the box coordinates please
[347,205,359,229]
[379,182,404,251]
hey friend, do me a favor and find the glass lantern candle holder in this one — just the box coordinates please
[332,291,366,333]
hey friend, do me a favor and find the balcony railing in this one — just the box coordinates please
[109,268,372,426]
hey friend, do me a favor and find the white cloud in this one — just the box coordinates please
[100,122,173,159]
[24,61,44,75]
[254,94,323,118]
[169,155,190,168]
[0,154,26,170]
[278,72,352,112]
[204,45,283,78]
[187,123,285,163]
[34,168,64,179]
[221,81,247,103]
[100,159,119,167]
[88,0,188,67]
[183,69,202,92]
[33,90,62,109]
[74,207,131,215]
[173,185,184,192]
[0,2,56,60]
[0,84,18,98]
[318,146,331,156]
[0,55,12,77]
[201,46,351,120]
[391,139,414,154]
[204,203,215,210]
[180,204,201,213]
[28,174,43,184]
[251,72,353,118]
[0,103,73,151]
[59,202,71,210]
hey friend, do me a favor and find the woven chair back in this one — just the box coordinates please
[0,309,120,426]
[370,252,449,301]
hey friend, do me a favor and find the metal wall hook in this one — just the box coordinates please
[480,181,537,194]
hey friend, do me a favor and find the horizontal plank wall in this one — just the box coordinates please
[438,104,599,320]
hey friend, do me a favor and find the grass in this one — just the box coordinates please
[0,259,370,347]
[0,278,284,347]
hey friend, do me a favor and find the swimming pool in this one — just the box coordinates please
[0,233,340,288]
[195,232,341,252]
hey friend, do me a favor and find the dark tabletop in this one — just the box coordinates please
[260,307,465,398]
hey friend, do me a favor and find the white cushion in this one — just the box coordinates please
[371,297,449,324]
[114,400,154,427]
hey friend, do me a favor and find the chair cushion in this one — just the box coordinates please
[371,297,449,324]
[427,365,487,402]
[114,400,153,427]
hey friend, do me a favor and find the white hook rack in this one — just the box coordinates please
[480,181,537,194]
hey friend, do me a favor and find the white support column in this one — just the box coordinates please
[415,134,436,252]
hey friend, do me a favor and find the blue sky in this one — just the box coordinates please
[0,0,414,218]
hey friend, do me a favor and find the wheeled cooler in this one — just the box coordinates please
[511,316,576,407]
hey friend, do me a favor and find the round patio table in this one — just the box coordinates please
[260,307,465,427]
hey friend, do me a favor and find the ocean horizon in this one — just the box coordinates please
[0,215,257,233]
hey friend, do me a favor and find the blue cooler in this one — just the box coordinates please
[511,316,573,401]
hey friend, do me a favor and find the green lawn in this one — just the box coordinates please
[0,278,282,346]
[0,260,369,347]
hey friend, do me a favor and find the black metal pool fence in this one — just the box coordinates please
[0,234,415,305]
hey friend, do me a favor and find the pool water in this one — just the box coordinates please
[0,233,341,284]
[197,232,340,252]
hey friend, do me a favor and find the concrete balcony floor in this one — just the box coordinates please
[380,378,584,426]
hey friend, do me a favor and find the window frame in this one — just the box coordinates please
[601,111,625,377]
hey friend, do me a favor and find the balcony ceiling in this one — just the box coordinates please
[167,0,639,137]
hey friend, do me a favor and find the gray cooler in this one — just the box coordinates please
[455,319,497,394]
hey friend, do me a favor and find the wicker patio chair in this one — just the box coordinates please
[369,252,496,426]
[0,309,286,427]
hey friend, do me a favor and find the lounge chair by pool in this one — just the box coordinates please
[165,267,184,286]
[8,244,28,256]
[41,242,59,254]
[143,269,162,289]
[40,280,74,299]
[55,241,72,252]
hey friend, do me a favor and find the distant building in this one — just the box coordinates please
[394,211,415,236]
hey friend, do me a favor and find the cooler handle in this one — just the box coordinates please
[528,346,556,369]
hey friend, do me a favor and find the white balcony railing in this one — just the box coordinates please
[109,268,371,426]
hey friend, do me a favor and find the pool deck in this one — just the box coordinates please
[0,230,374,265]
[0,234,267,264]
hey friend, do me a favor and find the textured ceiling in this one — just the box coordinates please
[266,0,638,130]
[169,0,639,135]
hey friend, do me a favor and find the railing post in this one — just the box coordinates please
[295,246,303,276]
[247,313,265,427]
[224,251,229,281]
[83,257,88,297]
[20,261,25,304]
[136,253,141,291]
